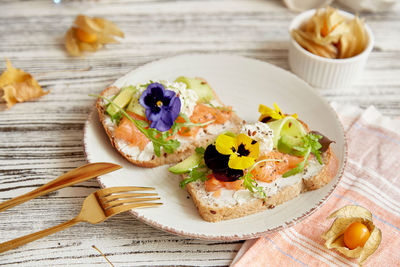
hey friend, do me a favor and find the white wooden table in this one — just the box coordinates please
[0,0,399,266]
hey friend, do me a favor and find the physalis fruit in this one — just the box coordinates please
[65,14,124,56]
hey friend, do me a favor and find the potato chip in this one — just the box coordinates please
[349,17,368,56]
[322,205,382,265]
[323,6,345,36]
[338,33,356,59]
[292,7,367,59]
[65,15,124,56]
[0,59,49,109]
[292,29,337,58]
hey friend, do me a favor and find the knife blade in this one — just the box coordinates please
[0,162,122,212]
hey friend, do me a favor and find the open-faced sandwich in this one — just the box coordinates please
[169,103,339,222]
[96,77,242,167]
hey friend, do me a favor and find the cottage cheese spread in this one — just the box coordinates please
[163,80,198,118]
[240,121,274,155]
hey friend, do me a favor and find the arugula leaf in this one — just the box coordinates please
[109,111,123,125]
[308,132,323,164]
[282,133,323,177]
[179,166,210,188]
[133,118,180,157]
[310,130,334,153]
[195,147,205,155]
[240,158,282,198]
[282,146,311,177]
[241,171,266,198]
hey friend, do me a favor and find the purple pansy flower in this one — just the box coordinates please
[139,82,181,132]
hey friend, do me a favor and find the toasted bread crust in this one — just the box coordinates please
[96,84,242,168]
[184,146,338,222]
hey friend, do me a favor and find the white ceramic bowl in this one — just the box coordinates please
[288,9,374,89]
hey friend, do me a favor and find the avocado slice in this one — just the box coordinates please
[267,117,307,148]
[106,86,136,117]
[277,134,306,157]
[126,96,146,117]
[168,153,203,174]
[174,76,214,103]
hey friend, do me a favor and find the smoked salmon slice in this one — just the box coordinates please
[250,151,304,183]
[114,112,150,150]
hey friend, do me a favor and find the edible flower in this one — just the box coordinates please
[65,14,124,57]
[139,82,181,132]
[204,144,243,181]
[215,133,259,170]
[258,102,297,123]
[0,59,49,109]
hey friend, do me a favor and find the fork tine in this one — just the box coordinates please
[96,186,155,197]
[102,197,161,209]
[105,202,163,217]
[102,192,158,202]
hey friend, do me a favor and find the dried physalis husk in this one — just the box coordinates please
[291,7,367,59]
[0,59,49,109]
[65,14,124,56]
[321,205,382,265]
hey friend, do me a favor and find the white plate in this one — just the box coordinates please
[84,54,346,241]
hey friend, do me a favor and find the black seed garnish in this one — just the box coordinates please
[251,140,257,145]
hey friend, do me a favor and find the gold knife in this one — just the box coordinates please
[0,162,122,212]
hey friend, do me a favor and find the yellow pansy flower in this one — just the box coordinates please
[215,133,259,170]
[258,102,297,123]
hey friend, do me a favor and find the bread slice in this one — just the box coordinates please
[96,81,242,168]
[183,146,338,222]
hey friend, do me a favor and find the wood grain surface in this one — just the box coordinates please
[0,0,399,266]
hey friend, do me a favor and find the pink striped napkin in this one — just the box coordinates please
[231,104,400,267]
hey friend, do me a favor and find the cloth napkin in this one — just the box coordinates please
[231,104,400,267]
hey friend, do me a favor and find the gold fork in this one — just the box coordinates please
[0,186,161,253]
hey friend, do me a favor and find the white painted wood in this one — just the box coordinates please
[0,0,399,265]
